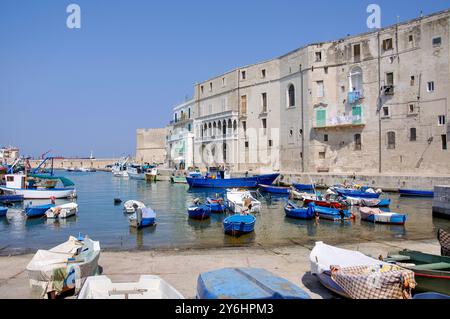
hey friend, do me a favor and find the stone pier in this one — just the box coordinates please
[433,185,450,219]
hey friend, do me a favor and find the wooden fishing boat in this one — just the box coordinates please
[78,275,184,299]
[123,200,146,214]
[399,189,434,197]
[206,197,226,213]
[359,207,407,225]
[187,205,211,220]
[45,203,79,219]
[186,173,279,189]
[302,194,347,210]
[129,207,156,229]
[170,176,187,184]
[0,194,24,203]
[438,229,450,257]
[313,205,354,221]
[333,187,380,199]
[284,201,315,220]
[197,268,310,299]
[259,184,290,195]
[223,214,256,236]
[127,165,146,180]
[344,197,391,207]
[0,206,7,217]
[25,203,55,218]
[226,189,261,214]
[293,183,315,191]
[385,250,450,295]
[413,292,450,299]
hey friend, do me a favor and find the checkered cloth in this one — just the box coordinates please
[330,265,416,299]
[438,229,450,257]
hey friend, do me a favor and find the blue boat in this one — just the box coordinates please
[0,195,24,203]
[259,184,290,195]
[25,203,55,218]
[293,183,315,191]
[413,292,450,299]
[334,188,380,199]
[359,207,406,225]
[314,205,354,221]
[197,267,311,299]
[129,207,156,228]
[399,189,434,197]
[187,205,212,220]
[206,197,226,213]
[223,214,256,236]
[186,173,279,189]
[0,207,7,217]
[284,202,315,220]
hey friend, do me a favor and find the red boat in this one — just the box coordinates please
[303,198,348,210]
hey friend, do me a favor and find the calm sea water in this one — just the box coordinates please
[1,171,449,255]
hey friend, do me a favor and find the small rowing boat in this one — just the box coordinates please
[313,205,354,221]
[399,189,434,197]
[293,183,315,191]
[359,207,406,225]
[123,200,146,214]
[25,203,55,218]
[258,184,290,195]
[333,187,380,199]
[223,214,256,236]
[206,197,226,213]
[45,203,79,219]
[302,193,347,210]
[170,176,187,184]
[129,207,156,229]
[284,201,315,220]
[226,189,261,214]
[187,205,211,220]
[0,206,7,217]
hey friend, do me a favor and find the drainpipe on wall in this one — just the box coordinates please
[300,64,305,173]
[377,31,382,174]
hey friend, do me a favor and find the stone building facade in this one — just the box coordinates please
[136,128,167,164]
[170,9,450,175]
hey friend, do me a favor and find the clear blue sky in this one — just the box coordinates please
[1,0,448,158]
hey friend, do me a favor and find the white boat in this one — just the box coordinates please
[123,200,146,214]
[45,203,79,219]
[289,188,311,200]
[226,189,261,214]
[78,275,184,299]
[0,174,76,199]
[112,157,130,177]
[26,236,101,298]
[127,165,146,180]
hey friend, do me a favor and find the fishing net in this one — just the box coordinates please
[330,264,416,299]
[438,229,450,257]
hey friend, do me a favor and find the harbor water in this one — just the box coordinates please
[1,171,449,255]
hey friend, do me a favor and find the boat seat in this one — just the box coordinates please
[413,262,450,271]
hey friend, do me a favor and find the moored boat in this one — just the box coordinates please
[259,184,290,195]
[385,250,450,295]
[223,214,256,236]
[129,207,156,229]
[313,205,354,221]
[187,205,211,220]
[197,268,311,299]
[293,183,315,191]
[399,189,434,197]
[344,197,391,207]
[45,203,79,219]
[186,173,279,189]
[170,176,187,184]
[284,201,315,220]
[359,207,406,225]
[111,158,129,177]
[145,168,159,182]
[302,193,347,210]
[206,197,226,213]
[78,275,184,299]
[0,206,7,217]
[25,203,56,218]
[0,194,24,203]
[333,187,381,199]
[226,189,261,213]
[26,235,101,299]
[438,229,450,257]
[123,200,146,214]
[127,165,146,180]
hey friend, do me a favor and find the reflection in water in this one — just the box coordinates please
[0,171,448,254]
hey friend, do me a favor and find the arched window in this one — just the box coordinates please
[349,67,363,93]
[208,123,212,136]
[213,122,217,136]
[287,84,295,107]
[204,123,208,137]
[228,119,232,129]
[218,121,222,134]
[233,120,237,132]
[387,131,396,149]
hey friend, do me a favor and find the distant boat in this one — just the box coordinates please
[333,187,380,199]
[186,173,279,189]
[123,200,146,214]
[25,203,56,218]
[45,203,79,219]
[385,250,450,295]
[259,184,290,195]
[302,193,347,210]
[313,205,354,221]
[170,176,187,184]
[223,214,256,236]
[344,197,391,207]
[284,201,315,220]
[226,189,261,214]
[0,206,7,217]
[111,158,129,177]
[359,207,406,225]
[145,168,159,182]
[78,275,184,299]
[197,268,311,299]
[399,189,434,197]
[0,194,24,203]
[79,167,96,173]
[127,165,146,180]
[187,205,211,220]
[293,183,315,191]
[129,207,156,229]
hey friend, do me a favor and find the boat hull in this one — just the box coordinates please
[0,195,24,203]
[284,202,315,220]
[303,198,347,210]
[314,206,353,221]
[129,217,155,228]
[0,186,75,199]
[26,204,55,218]
[128,172,146,180]
[188,206,211,220]
[259,184,290,195]
[0,207,7,217]
[360,210,406,225]
[399,189,434,197]
[171,176,187,184]
[223,215,256,236]
[206,198,226,213]
[293,183,315,191]
[187,173,279,189]
[335,188,380,199]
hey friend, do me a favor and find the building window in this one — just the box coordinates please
[268,140,273,147]
[442,135,448,150]
[354,134,362,151]
[261,69,266,78]
[316,80,324,98]
[245,141,249,148]
[222,77,226,87]
[387,131,396,149]
[353,44,361,60]
[241,70,246,80]
[242,121,247,133]
[382,38,393,51]
[409,34,414,42]
[438,115,446,126]
[200,86,204,94]
[287,84,295,107]
[427,81,435,92]
[316,109,326,127]
[386,72,394,86]
[240,95,247,115]
[289,129,293,137]
[410,76,415,86]
[324,134,328,142]
[315,52,322,62]
[324,67,328,74]
[319,152,326,159]
[409,104,415,113]
[383,107,389,117]
[209,82,213,92]
[410,128,417,141]
[261,93,267,113]
[433,37,442,47]
[262,119,267,135]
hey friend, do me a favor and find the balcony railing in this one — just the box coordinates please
[195,133,239,143]
[348,91,363,104]
[314,114,364,129]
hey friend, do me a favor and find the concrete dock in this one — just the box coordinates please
[0,239,441,299]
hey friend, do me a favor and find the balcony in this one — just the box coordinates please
[314,114,364,130]
[348,91,363,104]
[195,133,239,143]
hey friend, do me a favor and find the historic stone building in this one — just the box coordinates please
[136,128,167,164]
[170,9,450,175]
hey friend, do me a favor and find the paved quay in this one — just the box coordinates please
[0,239,441,299]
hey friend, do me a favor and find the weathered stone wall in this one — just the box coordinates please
[136,128,167,164]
